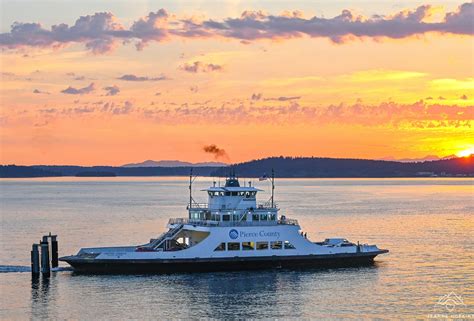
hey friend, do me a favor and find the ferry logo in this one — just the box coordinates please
[436,292,465,312]
[229,229,239,240]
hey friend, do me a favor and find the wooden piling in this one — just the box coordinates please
[40,236,50,277]
[31,243,40,276]
[50,234,58,268]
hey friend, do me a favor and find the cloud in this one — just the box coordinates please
[180,61,223,73]
[1,3,472,53]
[117,74,168,81]
[61,82,95,95]
[33,89,50,94]
[104,85,120,96]
[140,100,472,129]
[0,12,128,54]
[264,96,301,101]
[203,144,229,160]
[130,9,170,50]
[111,101,133,114]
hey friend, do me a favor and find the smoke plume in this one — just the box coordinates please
[203,144,229,160]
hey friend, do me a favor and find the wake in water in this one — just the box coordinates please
[0,265,73,273]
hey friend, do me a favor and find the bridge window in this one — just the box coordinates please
[284,241,296,249]
[260,214,268,221]
[231,192,238,196]
[270,241,282,250]
[224,192,231,196]
[214,243,225,251]
[256,242,268,250]
[242,242,254,250]
[222,214,230,221]
[227,242,240,251]
[270,214,276,220]
[252,214,259,221]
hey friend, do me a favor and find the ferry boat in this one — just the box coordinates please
[60,172,388,273]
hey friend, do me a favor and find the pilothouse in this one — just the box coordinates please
[60,171,389,273]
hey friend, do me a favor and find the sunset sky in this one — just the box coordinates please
[1,0,473,165]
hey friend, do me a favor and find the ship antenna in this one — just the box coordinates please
[271,168,275,208]
[189,168,193,208]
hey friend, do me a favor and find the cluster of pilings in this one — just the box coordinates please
[31,233,58,277]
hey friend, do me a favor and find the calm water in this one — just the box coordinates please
[0,177,473,319]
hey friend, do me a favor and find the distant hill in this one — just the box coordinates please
[214,156,473,178]
[1,156,472,178]
[122,160,227,167]
[380,155,457,163]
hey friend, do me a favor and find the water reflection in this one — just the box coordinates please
[62,266,380,319]
[30,273,59,320]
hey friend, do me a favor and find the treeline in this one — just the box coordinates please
[0,165,63,178]
[215,156,473,178]
[1,156,472,178]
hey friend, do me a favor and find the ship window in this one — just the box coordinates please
[252,214,259,221]
[260,214,268,221]
[233,214,240,221]
[214,242,225,251]
[231,192,238,196]
[245,192,251,198]
[222,214,230,221]
[270,214,276,221]
[256,242,268,250]
[242,242,254,250]
[227,242,240,251]
[284,241,296,249]
[251,191,257,197]
[225,192,231,196]
[271,241,282,250]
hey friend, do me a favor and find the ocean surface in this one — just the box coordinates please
[0,177,473,319]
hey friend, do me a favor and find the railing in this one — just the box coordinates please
[168,217,299,227]
[188,203,208,209]
[188,203,278,211]
[144,223,184,249]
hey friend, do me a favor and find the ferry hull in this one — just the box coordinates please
[61,251,388,274]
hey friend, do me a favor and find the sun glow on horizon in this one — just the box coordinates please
[456,148,474,158]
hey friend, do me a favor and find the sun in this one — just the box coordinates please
[456,147,474,158]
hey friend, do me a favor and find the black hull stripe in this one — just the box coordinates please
[61,251,387,274]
